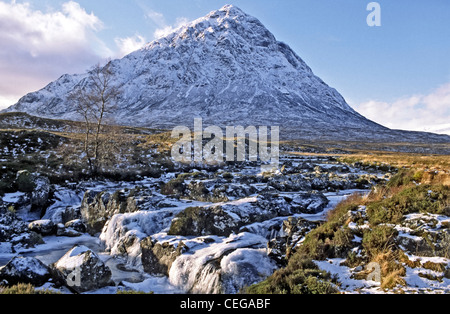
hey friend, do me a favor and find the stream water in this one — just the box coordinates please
[0,188,369,287]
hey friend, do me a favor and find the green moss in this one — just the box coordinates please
[294,202,358,261]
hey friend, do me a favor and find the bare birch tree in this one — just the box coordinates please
[69,61,120,175]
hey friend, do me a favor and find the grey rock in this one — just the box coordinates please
[31,176,51,210]
[64,219,86,233]
[168,206,239,237]
[56,224,82,238]
[268,217,319,265]
[0,212,44,250]
[0,256,51,287]
[445,268,450,279]
[52,245,114,293]
[80,189,141,235]
[140,237,186,275]
[28,219,55,236]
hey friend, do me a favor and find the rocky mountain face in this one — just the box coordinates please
[3,5,448,143]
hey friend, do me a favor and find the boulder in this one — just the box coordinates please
[268,174,311,192]
[398,235,436,257]
[220,248,278,294]
[65,219,86,233]
[256,194,292,216]
[445,267,450,279]
[283,192,329,214]
[140,237,187,275]
[0,256,51,286]
[15,170,35,193]
[268,217,319,264]
[168,206,239,237]
[168,233,275,294]
[15,171,51,212]
[223,184,257,199]
[52,245,114,293]
[45,205,81,226]
[80,189,145,235]
[31,176,51,210]
[0,212,44,251]
[80,191,110,235]
[186,181,229,203]
[28,219,56,236]
[56,224,82,238]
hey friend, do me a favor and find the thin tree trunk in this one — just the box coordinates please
[83,115,94,175]
[93,99,106,174]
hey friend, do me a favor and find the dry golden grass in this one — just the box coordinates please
[371,250,407,289]
[284,138,450,172]
[0,283,60,294]
[288,150,450,172]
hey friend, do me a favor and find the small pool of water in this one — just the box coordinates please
[0,235,146,286]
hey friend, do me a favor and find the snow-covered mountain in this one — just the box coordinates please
[2,5,449,143]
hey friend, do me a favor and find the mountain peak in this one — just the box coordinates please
[182,4,260,33]
[216,4,246,17]
[145,4,277,55]
[144,4,256,47]
[3,4,413,143]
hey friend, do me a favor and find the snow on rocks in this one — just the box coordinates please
[100,208,183,265]
[140,236,187,276]
[30,176,51,210]
[81,187,156,235]
[2,192,26,204]
[28,219,56,236]
[51,245,114,293]
[41,187,83,225]
[168,233,275,294]
[167,193,328,238]
[0,212,44,253]
[0,256,51,286]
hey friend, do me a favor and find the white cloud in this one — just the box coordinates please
[0,0,110,109]
[112,4,189,58]
[354,83,450,135]
[0,1,193,111]
[0,95,21,111]
[137,3,189,40]
[114,34,147,58]
[153,17,189,39]
[145,8,166,28]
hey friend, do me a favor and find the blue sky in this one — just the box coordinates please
[1,0,449,133]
